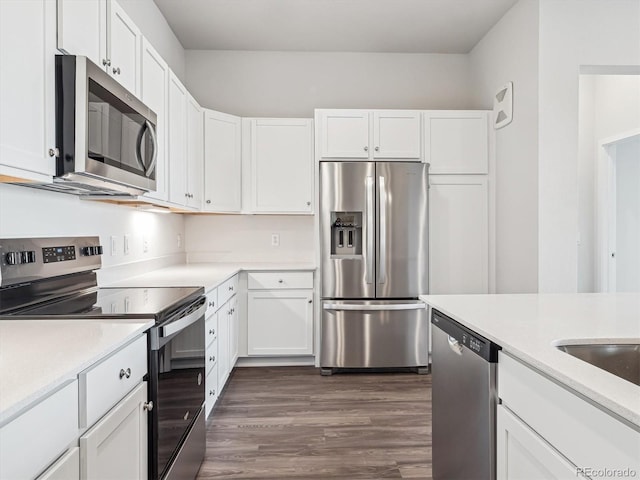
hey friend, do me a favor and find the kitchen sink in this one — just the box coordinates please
[555,343,640,387]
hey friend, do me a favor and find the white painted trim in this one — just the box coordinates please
[235,356,315,367]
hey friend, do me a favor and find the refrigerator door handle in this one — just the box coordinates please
[323,303,426,311]
[378,175,387,284]
[365,176,374,284]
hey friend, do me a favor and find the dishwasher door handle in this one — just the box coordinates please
[447,335,463,355]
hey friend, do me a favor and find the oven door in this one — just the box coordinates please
[148,297,206,480]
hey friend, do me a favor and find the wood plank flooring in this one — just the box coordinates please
[196,367,432,479]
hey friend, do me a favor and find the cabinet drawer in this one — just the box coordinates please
[205,363,219,418]
[205,312,218,348]
[0,380,79,480]
[206,337,218,376]
[248,271,313,290]
[498,352,640,474]
[218,274,238,305]
[37,447,80,480]
[206,287,218,316]
[79,335,147,428]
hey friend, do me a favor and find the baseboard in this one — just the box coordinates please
[235,356,316,367]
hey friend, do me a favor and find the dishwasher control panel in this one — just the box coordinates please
[431,309,500,362]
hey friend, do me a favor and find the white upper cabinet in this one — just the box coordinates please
[140,39,168,201]
[318,110,370,159]
[57,0,141,95]
[203,110,242,212]
[168,72,188,205]
[186,94,204,209]
[246,118,314,214]
[316,109,422,161]
[423,110,489,174]
[0,0,57,181]
[372,110,421,159]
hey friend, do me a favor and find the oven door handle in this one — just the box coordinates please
[161,301,207,338]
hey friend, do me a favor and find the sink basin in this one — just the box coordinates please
[556,343,640,387]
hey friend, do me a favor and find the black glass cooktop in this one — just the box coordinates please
[7,286,204,321]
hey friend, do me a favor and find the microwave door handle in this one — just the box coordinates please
[144,120,158,178]
[135,121,148,171]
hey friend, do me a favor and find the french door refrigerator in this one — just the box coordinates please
[319,161,429,374]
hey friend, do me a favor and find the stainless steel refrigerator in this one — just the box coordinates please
[319,161,429,374]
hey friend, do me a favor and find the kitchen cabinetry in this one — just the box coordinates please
[247,271,314,356]
[56,0,141,95]
[423,110,489,173]
[38,447,80,480]
[203,110,242,212]
[0,0,56,181]
[245,118,314,214]
[429,175,488,294]
[316,109,421,161]
[140,38,169,202]
[80,382,148,479]
[168,73,203,209]
[498,352,640,478]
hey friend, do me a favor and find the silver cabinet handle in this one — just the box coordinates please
[206,200,211,204]
[102,58,111,67]
[375,146,380,152]
[365,176,374,284]
[278,279,283,283]
[209,328,215,335]
[306,201,311,206]
[209,356,215,362]
[323,302,426,311]
[112,67,121,75]
[119,368,131,379]
[229,285,233,291]
[364,146,368,152]
[143,401,154,411]
[378,175,387,284]
[448,336,463,355]
[48,147,59,157]
[208,301,215,307]
[209,390,215,396]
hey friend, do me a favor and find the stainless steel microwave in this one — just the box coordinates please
[52,55,157,196]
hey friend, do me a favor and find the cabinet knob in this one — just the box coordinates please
[209,356,215,362]
[364,146,368,152]
[308,299,313,304]
[209,389,215,396]
[306,201,311,206]
[119,368,131,379]
[375,146,380,152]
[112,67,121,75]
[206,200,211,204]
[102,58,111,67]
[229,285,233,291]
[48,147,59,158]
[209,328,215,335]
[278,279,283,283]
[143,401,154,411]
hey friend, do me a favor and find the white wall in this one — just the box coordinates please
[185,215,314,263]
[185,50,474,117]
[0,184,185,277]
[469,0,539,293]
[117,0,186,81]
[538,0,640,292]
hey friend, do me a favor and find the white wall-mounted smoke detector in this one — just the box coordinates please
[493,82,513,129]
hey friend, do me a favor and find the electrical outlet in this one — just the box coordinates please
[177,234,182,249]
[123,234,130,255]
[271,233,280,247]
[110,235,118,256]
[143,236,149,253]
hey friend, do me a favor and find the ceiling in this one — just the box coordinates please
[153,0,518,53]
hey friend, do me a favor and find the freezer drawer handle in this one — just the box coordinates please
[323,303,426,311]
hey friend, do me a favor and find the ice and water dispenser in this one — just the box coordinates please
[330,212,362,256]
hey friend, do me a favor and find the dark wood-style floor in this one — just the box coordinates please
[196,367,432,479]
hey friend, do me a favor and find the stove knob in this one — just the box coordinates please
[95,245,103,255]
[26,251,36,263]
[5,252,19,265]
[19,251,30,264]
[81,246,93,256]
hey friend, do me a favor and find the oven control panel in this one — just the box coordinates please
[42,245,76,263]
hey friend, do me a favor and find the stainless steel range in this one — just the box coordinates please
[0,236,206,480]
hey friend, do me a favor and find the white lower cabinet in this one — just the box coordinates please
[497,405,583,479]
[38,447,80,480]
[247,271,314,356]
[80,381,148,480]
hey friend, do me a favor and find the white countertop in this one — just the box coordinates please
[109,262,316,291]
[0,319,153,425]
[420,293,640,428]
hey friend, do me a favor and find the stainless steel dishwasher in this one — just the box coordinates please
[431,309,500,480]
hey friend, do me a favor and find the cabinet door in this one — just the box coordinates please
[497,405,585,479]
[203,110,242,212]
[0,0,56,180]
[429,175,488,294]
[372,110,421,159]
[106,0,141,95]
[218,302,230,388]
[186,94,204,209]
[317,110,370,159]
[140,39,169,201]
[250,118,314,213]
[247,290,313,355]
[423,111,489,174]
[56,0,106,68]
[168,72,188,205]
[37,447,80,480]
[80,382,148,480]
